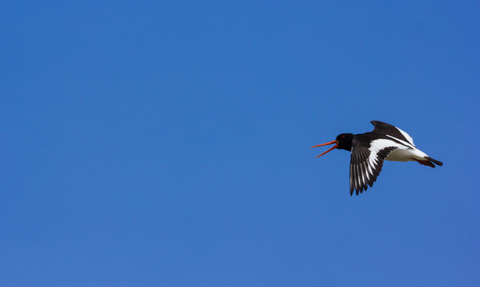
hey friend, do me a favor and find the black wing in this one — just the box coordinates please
[370,120,415,147]
[350,135,398,196]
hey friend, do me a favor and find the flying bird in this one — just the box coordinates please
[312,121,443,195]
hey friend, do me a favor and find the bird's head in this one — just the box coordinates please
[311,133,354,157]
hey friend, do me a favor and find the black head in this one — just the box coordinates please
[311,133,354,157]
[335,133,354,151]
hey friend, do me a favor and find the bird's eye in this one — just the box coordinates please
[341,135,345,139]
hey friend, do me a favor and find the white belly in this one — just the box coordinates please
[385,148,428,162]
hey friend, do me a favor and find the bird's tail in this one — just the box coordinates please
[425,156,443,167]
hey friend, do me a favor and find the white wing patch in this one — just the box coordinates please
[368,139,402,162]
[395,126,415,146]
[364,139,401,185]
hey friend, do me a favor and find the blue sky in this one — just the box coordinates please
[1,1,479,286]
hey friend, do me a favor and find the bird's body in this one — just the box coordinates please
[312,121,443,195]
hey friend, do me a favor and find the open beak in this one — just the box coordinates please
[311,140,339,158]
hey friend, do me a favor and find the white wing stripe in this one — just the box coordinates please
[385,134,415,149]
[395,126,415,146]
[367,138,405,173]
[370,138,407,151]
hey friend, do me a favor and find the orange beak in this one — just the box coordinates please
[311,140,339,158]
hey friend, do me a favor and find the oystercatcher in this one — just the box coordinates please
[312,121,443,195]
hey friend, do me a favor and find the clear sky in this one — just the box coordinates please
[1,1,479,286]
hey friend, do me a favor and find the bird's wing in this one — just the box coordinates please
[350,136,398,195]
[370,120,415,147]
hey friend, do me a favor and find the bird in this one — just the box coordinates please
[312,121,443,195]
